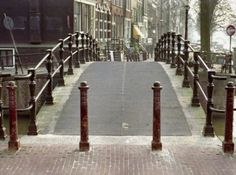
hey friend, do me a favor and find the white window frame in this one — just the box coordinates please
[0,48,15,68]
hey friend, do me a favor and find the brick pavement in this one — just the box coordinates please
[0,136,236,175]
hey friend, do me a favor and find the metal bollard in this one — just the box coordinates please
[7,81,20,151]
[151,81,162,151]
[223,82,235,153]
[79,81,90,151]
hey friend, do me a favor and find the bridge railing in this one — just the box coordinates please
[155,32,234,137]
[0,32,100,136]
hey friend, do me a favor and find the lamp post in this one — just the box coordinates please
[184,5,190,40]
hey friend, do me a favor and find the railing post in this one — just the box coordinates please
[93,39,96,61]
[67,33,74,75]
[7,81,20,151]
[81,33,86,64]
[58,39,65,86]
[161,35,164,61]
[0,82,6,140]
[176,34,183,75]
[191,52,200,107]
[203,70,215,137]
[170,32,176,68]
[223,81,235,153]
[154,43,158,62]
[97,45,100,61]
[89,35,93,62]
[166,32,171,64]
[229,53,232,74]
[45,49,53,105]
[27,68,38,135]
[163,33,167,62]
[79,81,90,151]
[151,81,162,151]
[158,39,162,61]
[85,33,89,62]
[182,40,190,88]
[74,32,80,68]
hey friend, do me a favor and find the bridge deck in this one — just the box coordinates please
[39,62,191,136]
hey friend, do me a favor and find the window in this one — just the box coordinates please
[0,48,15,68]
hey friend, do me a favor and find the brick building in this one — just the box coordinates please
[0,0,96,67]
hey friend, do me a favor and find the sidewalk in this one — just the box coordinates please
[0,60,236,175]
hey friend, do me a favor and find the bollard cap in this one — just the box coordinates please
[152,81,162,90]
[79,81,89,90]
[226,81,235,89]
[6,81,17,89]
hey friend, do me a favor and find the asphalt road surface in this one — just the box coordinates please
[54,62,191,136]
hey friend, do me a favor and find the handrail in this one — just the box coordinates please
[35,54,50,70]
[197,55,210,71]
[210,107,225,113]
[155,31,230,137]
[52,65,62,77]
[51,43,61,52]
[14,72,33,80]
[196,81,207,102]
[35,79,50,102]
[212,75,227,80]
[1,31,100,135]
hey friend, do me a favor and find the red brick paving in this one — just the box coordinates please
[0,139,236,175]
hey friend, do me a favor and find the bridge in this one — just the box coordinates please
[0,32,236,174]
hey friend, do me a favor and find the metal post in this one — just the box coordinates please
[93,39,96,61]
[27,68,38,135]
[229,53,232,74]
[67,33,74,75]
[163,33,167,61]
[176,34,183,75]
[182,40,190,88]
[158,39,161,61]
[89,35,93,62]
[58,39,65,86]
[170,32,176,68]
[222,82,235,153]
[191,52,200,106]
[166,32,171,64]
[79,81,90,151]
[75,32,80,68]
[45,49,53,105]
[7,81,20,151]
[160,36,164,61]
[81,33,86,64]
[152,81,162,151]
[97,46,100,61]
[85,33,89,62]
[203,70,215,137]
[154,43,158,62]
[0,83,6,140]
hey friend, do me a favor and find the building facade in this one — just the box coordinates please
[95,0,131,47]
[131,0,148,44]
[0,0,96,67]
[0,0,135,67]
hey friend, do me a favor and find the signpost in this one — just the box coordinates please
[226,24,236,52]
[3,13,23,74]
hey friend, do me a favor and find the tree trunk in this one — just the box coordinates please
[200,0,211,64]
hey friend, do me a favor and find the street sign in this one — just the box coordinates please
[3,15,14,30]
[226,25,236,36]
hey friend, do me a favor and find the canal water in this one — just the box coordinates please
[2,113,226,137]
[3,116,29,135]
[213,116,225,140]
